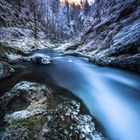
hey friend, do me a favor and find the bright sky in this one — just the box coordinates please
[60,0,95,6]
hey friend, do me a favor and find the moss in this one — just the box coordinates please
[9,115,46,140]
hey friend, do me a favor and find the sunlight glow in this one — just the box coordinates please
[60,0,95,7]
[60,0,83,7]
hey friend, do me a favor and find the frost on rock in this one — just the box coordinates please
[40,97,106,140]
[0,27,53,54]
[23,55,52,65]
[0,81,106,140]
[5,103,47,124]
[0,81,50,107]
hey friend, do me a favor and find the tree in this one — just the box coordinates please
[29,0,45,39]
[18,0,22,12]
[96,0,101,23]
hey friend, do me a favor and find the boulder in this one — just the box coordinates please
[23,55,52,65]
[0,81,106,140]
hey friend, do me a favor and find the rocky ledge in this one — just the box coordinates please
[0,81,106,140]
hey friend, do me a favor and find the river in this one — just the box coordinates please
[0,49,140,140]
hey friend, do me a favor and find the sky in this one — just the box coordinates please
[60,0,95,6]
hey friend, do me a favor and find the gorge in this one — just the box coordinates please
[0,0,140,140]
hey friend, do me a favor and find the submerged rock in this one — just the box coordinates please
[0,81,106,140]
[23,55,52,65]
[31,56,51,65]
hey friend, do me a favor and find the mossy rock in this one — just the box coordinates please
[1,115,46,140]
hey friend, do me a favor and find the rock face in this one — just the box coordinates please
[62,0,140,73]
[0,0,53,56]
[0,44,23,80]
[0,61,15,79]
[1,0,140,73]
[0,0,45,34]
[0,81,106,140]
[0,0,90,42]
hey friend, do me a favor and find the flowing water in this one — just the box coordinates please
[1,50,140,140]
